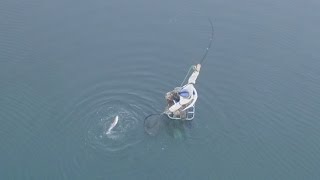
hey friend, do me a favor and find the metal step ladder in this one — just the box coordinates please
[186,105,195,120]
[167,105,195,120]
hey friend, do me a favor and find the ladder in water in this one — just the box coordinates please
[186,105,195,120]
[167,105,195,120]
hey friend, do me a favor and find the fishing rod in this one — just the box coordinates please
[180,18,214,86]
[199,18,214,64]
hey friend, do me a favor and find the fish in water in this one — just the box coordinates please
[106,115,119,135]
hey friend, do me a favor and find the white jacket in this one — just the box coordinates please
[168,70,200,112]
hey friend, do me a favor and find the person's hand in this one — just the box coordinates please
[194,64,201,72]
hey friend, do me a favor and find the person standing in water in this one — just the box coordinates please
[165,64,201,118]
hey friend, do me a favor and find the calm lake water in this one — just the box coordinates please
[1,0,320,179]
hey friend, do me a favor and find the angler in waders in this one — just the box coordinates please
[164,64,201,120]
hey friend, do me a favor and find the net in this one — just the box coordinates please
[144,113,165,136]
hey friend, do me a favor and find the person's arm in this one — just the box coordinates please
[168,90,193,112]
[168,102,182,112]
[188,64,201,84]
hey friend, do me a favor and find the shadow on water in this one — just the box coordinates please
[164,118,193,140]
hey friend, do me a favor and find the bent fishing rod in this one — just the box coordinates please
[180,18,214,86]
[199,18,214,65]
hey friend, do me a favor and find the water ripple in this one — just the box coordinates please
[58,78,164,154]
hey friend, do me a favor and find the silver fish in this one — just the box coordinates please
[106,115,119,135]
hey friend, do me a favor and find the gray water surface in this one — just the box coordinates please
[1,0,320,179]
